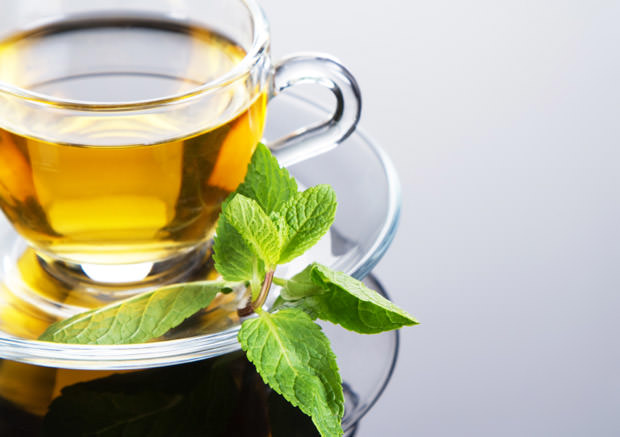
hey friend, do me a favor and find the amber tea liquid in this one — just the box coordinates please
[0,18,267,266]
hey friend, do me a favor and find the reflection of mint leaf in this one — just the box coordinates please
[277,185,337,264]
[281,264,418,334]
[213,214,265,281]
[44,357,238,436]
[223,194,281,268]
[44,352,322,437]
[238,308,343,437]
[45,390,183,435]
[39,281,232,344]
[236,143,298,214]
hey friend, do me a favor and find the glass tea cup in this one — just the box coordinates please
[0,0,360,291]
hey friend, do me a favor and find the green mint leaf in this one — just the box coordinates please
[213,213,265,281]
[223,194,281,268]
[277,185,337,264]
[238,308,344,437]
[283,264,418,334]
[236,143,298,214]
[310,264,418,333]
[39,281,233,344]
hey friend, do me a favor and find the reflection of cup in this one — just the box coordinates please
[0,0,360,284]
[0,353,355,436]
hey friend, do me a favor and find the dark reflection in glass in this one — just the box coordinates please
[0,352,322,437]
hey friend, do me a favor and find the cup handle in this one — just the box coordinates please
[267,54,362,167]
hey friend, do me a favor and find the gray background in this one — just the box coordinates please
[260,1,620,435]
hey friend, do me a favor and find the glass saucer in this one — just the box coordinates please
[0,275,398,437]
[0,93,401,369]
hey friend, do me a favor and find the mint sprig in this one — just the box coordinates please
[40,143,417,437]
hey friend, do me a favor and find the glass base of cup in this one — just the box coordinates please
[37,244,210,292]
[0,235,220,320]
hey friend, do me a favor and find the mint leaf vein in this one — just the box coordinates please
[279,263,419,334]
[222,194,281,268]
[39,281,237,344]
[235,143,298,214]
[278,185,337,264]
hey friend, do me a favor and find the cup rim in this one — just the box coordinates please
[0,0,270,111]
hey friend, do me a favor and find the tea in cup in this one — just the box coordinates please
[0,0,360,288]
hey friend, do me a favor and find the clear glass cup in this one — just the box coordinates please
[0,0,361,288]
[0,92,401,366]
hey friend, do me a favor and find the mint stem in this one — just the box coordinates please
[253,270,274,311]
[238,270,274,317]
